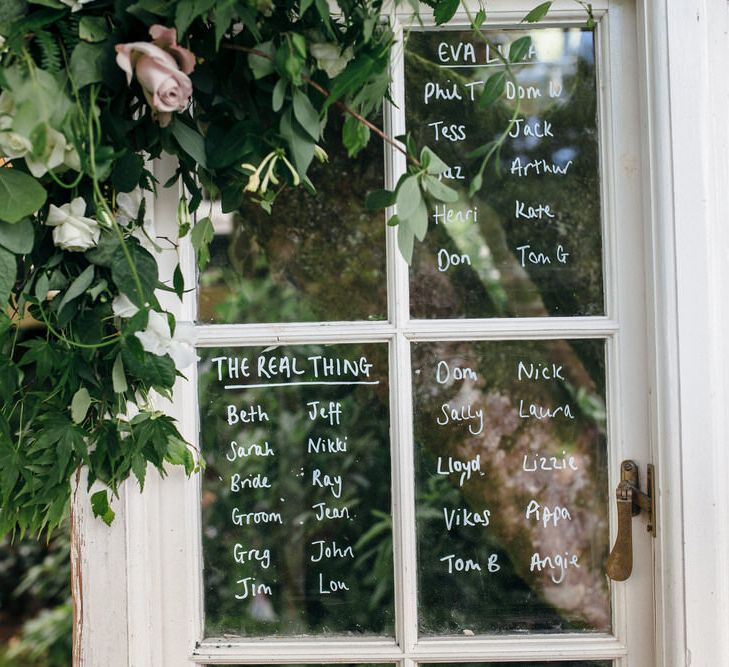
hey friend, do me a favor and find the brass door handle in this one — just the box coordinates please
[606,460,656,582]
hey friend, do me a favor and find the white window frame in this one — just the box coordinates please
[71,0,729,665]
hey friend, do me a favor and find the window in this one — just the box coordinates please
[162,1,655,664]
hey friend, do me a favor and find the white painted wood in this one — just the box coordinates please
[72,468,129,667]
[193,634,626,663]
[192,317,620,346]
[638,0,729,665]
[392,333,418,652]
[597,3,654,667]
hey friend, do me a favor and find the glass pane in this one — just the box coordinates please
[197,121,387,324]
[412,339,609,634]
[199,344,393,636]
[406,28,604,318]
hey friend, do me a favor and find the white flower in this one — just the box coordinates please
[0,110,32,159]
[26,128,64,177]
[135,310,197,370]
[64,143,81,172]
[59,0,95,11]
[0,128,32,159]
[25,128,78,178]
[46,197,101,252]
[112,294,139,318]
[116,187,157,252]
[309,43,354,79]
[117,189,144,226]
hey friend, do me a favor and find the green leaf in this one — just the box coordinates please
[127,0,174,16]
[466,139,497,159]
[473,9,486,28]
[90,490,115,526]
[314,0,334,35]
[71,387,92,424]
[395,175,421,220]
[0,248,16,309]
[342,114,370,157]
[26,0,64,7]
[433,0,460,25]
[88,278,107,301]
[469,171,483,196]
[86,229,120,268]
[191,216,214,270]
[0,218,34,254]
[173,265,184,299]
[509,36,533,63]
[365,189,396,210]
[112,352,128,394]
[290,33,307,59]
[292,89,321,141]
[70,42,106,88]
[322,55,377,111]
[300,0,314,15]
[175,0,215,36]
[0,0,27,21]
[277,41,304,85]
[522,1,552,22]
[34,272,50,302]
[111,243,159,308]
[480,71,506,108]
[57,264,94,314]
[131,453,147,490]
[0,169,46,223]
[175,0,195,35]
[397,219,415,264]
[171,119,208,169]
[272,78,287,113]
[166,436,194,475]
[421,147,449,175]
[206,122,251,169]
[112,152,144,193]
[248,41,275,79]
[424,175,459,203]
[225,9,255,41]
[79,16,108,42]
[122,336,176,388]
[403,194,428,242]
[280,109,315,176]
[213,0,236,47]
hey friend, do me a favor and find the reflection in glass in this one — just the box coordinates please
[197,119,387,324]
[199,344,393,636]
[412,339,609,634]
[406,28,604,318]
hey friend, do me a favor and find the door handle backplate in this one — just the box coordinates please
[606,460,655,582]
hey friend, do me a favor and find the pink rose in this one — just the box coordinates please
[115,25,195,127]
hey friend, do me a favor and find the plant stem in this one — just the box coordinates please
[86,87,146,308]
[36,303,120,350]
[222,43,421,168]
